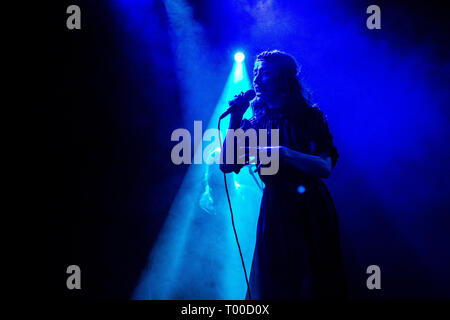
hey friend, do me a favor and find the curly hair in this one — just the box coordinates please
[250,50,314,119]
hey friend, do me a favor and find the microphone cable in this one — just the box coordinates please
[218,118,252,300]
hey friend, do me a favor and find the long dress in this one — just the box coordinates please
[221,104,347,299]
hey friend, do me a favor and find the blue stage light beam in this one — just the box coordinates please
[133,54,262,299]
[234,52,245,63]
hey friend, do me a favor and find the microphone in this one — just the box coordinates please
[219,89,256,120]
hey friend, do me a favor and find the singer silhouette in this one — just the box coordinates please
[220,50,347,299]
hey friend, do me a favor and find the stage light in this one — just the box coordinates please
[234,52,245,63]
[297,185,306,194]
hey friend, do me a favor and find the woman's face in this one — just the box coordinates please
[253,60,283,103]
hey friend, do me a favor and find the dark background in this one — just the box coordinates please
[40,0,449,299]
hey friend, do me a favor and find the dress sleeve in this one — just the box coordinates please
[310,108,339,168]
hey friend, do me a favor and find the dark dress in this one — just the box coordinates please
[221,105,347,300]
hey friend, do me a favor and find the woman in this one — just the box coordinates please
[220,50,347,299]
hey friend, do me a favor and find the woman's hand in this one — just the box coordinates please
[239,145,290,164]
[239,145,332,178]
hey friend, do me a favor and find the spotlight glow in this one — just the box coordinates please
[297,185,306,194]
[133,47,260,299]
[234,52,245,63]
